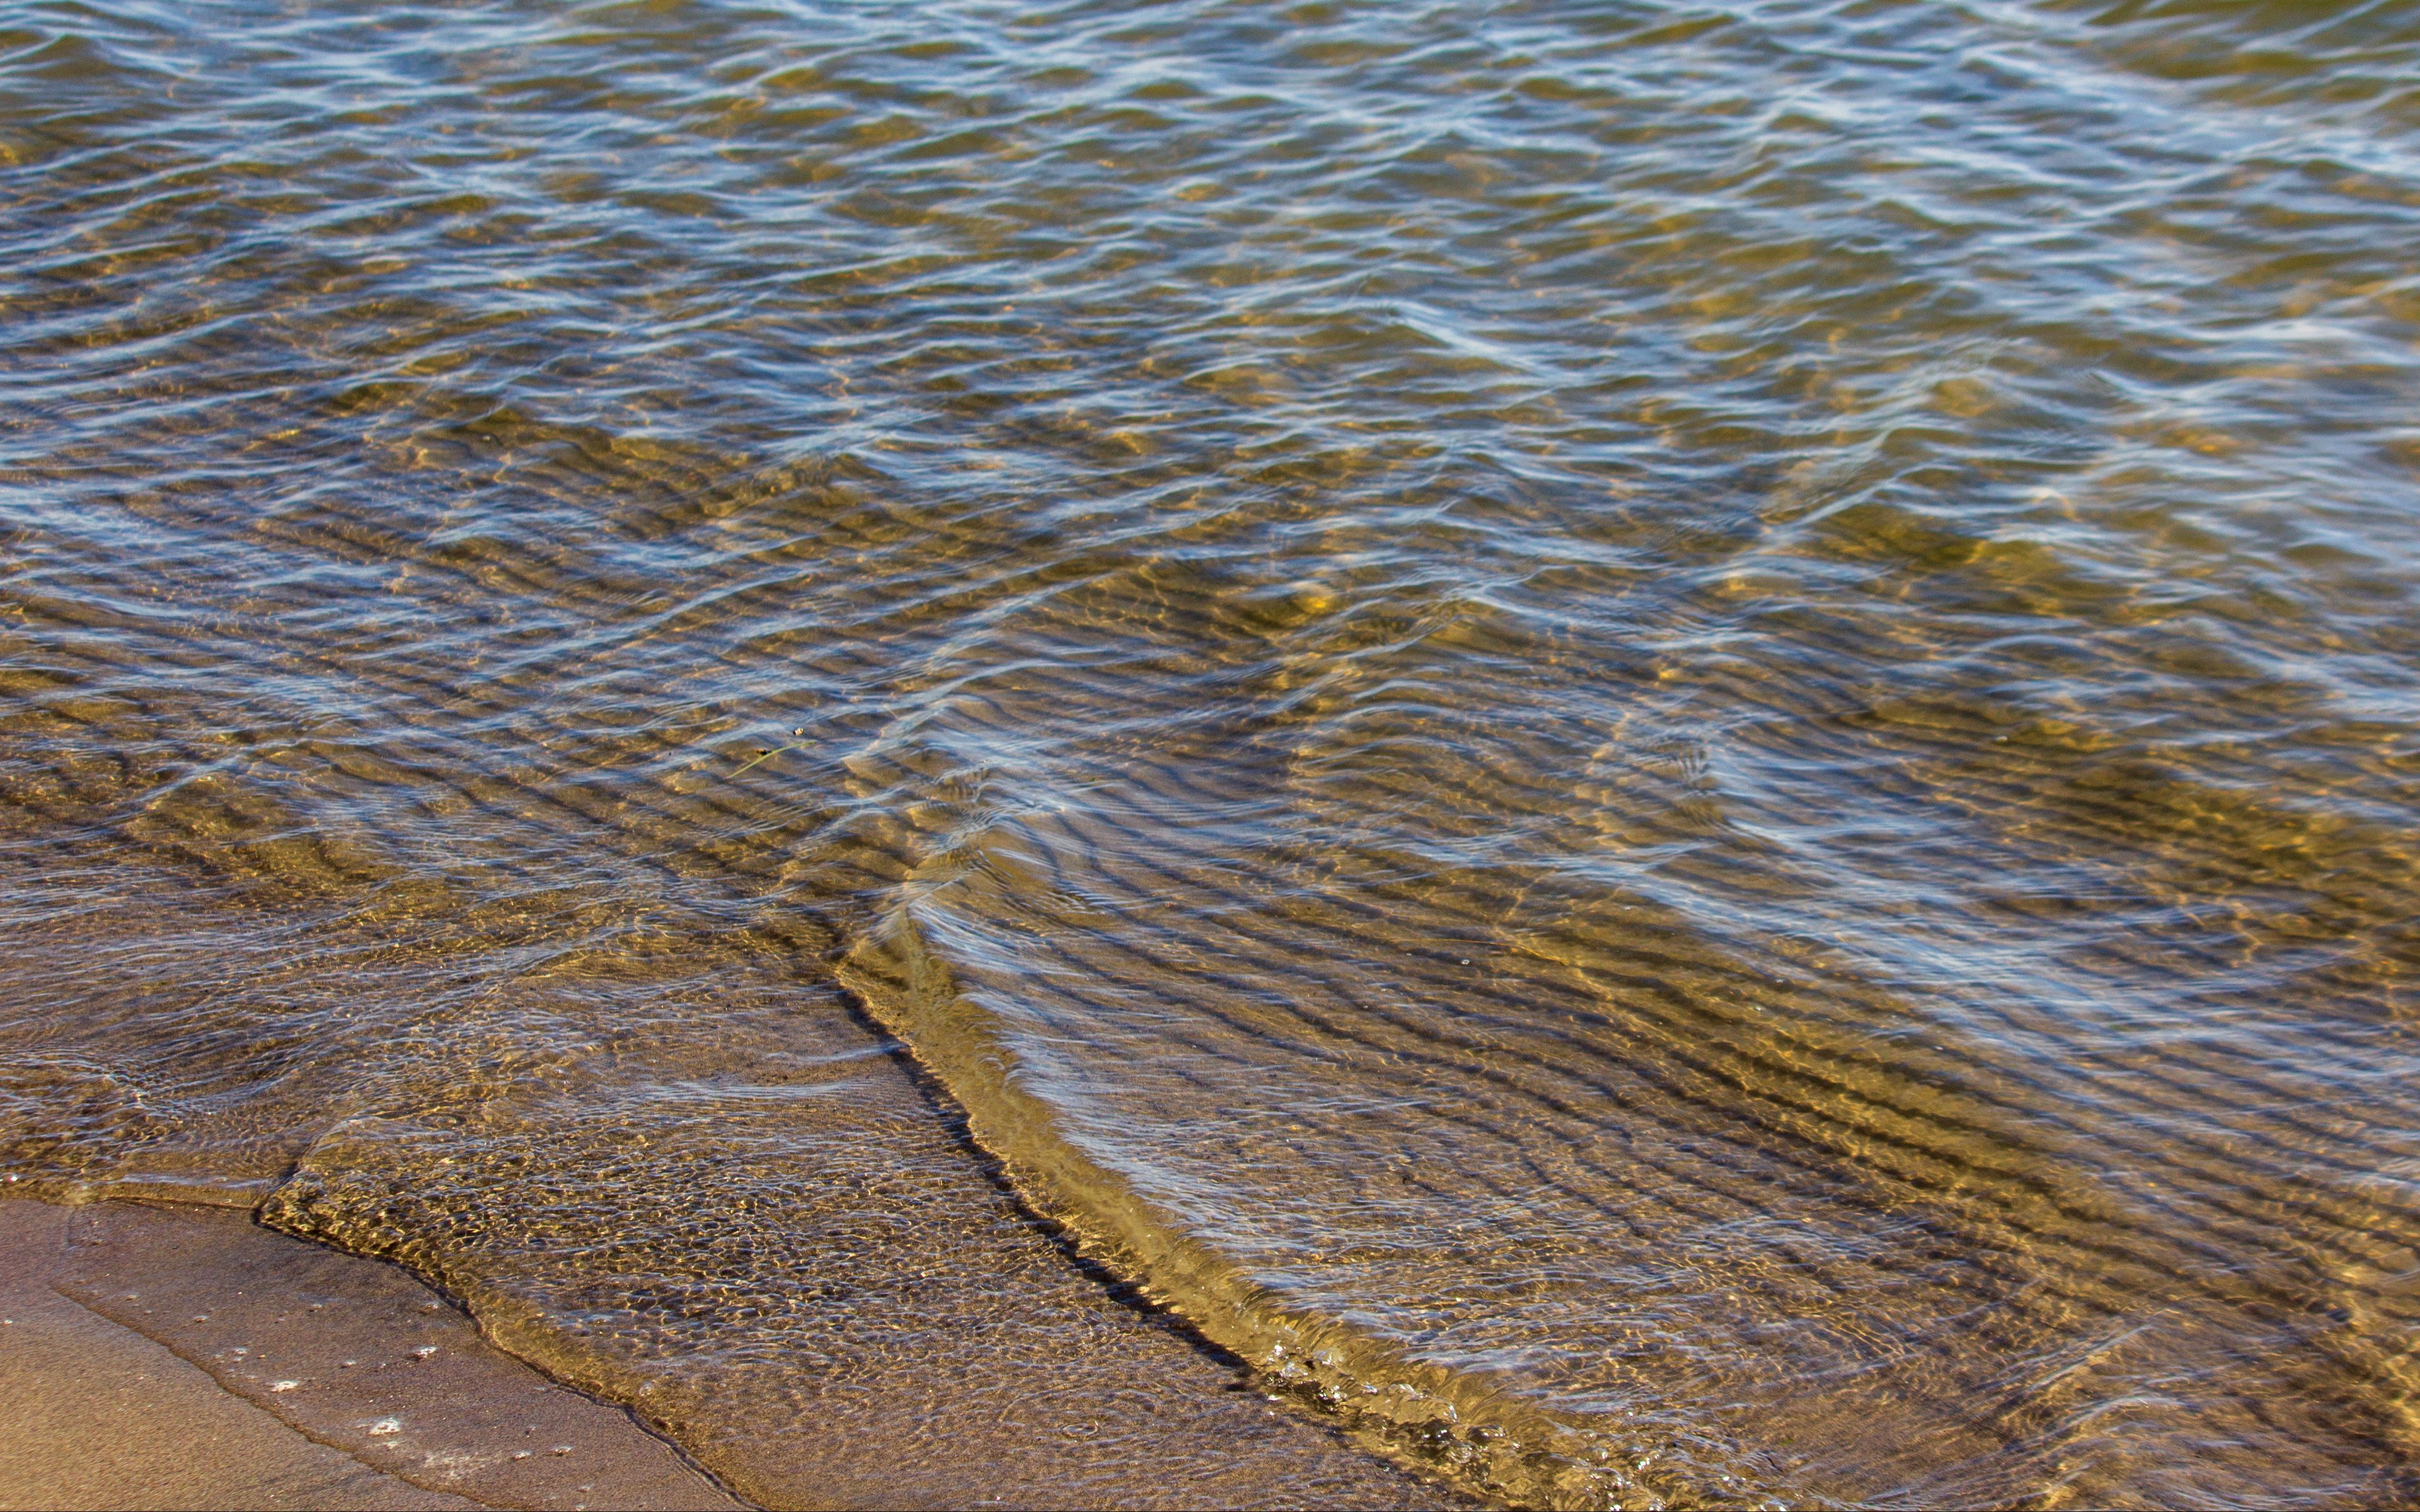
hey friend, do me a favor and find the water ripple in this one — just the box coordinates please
[6,0,2420,1506]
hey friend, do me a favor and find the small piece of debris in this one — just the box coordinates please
[270,1380,300,1392]
[410,1344,438,1360]
[367,1418,402,1436]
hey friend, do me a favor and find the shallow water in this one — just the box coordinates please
[6,0,2420,1506]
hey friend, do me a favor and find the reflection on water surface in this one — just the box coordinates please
[5,0,2420,1505]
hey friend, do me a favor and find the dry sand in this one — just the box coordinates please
[0,1197,744,1511]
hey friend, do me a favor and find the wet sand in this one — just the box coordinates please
[1,1195,1463,1511]
[0,1198,742,1511]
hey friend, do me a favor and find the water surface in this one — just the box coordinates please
[6,1,2420,1506]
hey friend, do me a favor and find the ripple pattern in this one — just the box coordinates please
[5,1,2420,1506]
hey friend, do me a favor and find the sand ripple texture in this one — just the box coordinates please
[6,1,2420,1506]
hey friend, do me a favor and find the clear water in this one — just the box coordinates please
[6,1,2419,1506]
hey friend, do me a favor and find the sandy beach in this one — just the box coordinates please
[0,1198,742,1511]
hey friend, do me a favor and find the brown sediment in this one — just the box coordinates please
[0,1196,742,1512]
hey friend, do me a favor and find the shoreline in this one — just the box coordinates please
[0,1196,746,1511]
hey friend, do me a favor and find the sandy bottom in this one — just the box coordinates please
[0,1197,742,1511]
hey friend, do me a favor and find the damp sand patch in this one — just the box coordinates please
[0,1197,741,1511]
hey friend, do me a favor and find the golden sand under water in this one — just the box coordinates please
[5,1,2420,1506]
